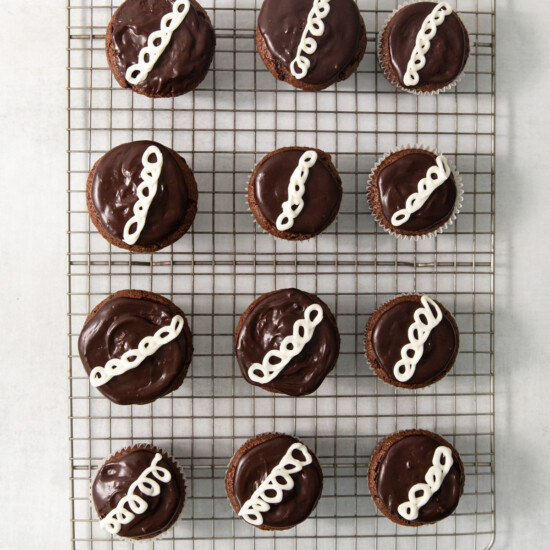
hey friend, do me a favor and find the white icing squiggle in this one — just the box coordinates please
[248,304,323,384]
[123,145,164,245]
[275,150,318,231]
[238,442,313,526]
[289,0,332,80]
[391,154,451,227]
[125,0,191,85]
[89,315,184,387]
[397,446,454,521]
[393,295,443,383]
[403,2,453,87]
[100,453,172,534]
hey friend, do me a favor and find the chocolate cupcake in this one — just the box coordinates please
[379,1,470,94]
[235,288,340,396]
[365,294,459,389]
[367,430,465,526]
[105,0,216,98]
[92,444,186,540]
[256,0,367,91]
[225,433,323,530]
[249,147,342,241]
[78,290,193,405]
[86,140,198,252]
[367,146,462,238]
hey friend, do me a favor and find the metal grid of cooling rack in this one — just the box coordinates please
[67,0,495,548]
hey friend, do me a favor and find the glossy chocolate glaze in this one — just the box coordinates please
[371,297,458,386]
[258,0,363,86]
[233,435,323,529]
[92,448,184,539]
[78,295,192,405]
[235,289,339,396]
[253,148,342,236]
[91,141,191,247]
[377,433,464,524]
[377,151,457,232]
[388,2,469,89]
[110,0,215,96]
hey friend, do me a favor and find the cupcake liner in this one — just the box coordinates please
[377,0,471,96]
[367,144,464,240]
[364,293,459,389]
[90,444,187,543]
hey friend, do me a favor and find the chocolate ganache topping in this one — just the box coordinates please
[235,289,339,396]
[109,0,215,97]
[370,296,458,387]
[252,148,342,236]
[387,2,469,90]
[90,141,192,247]
[257,0,363,87]
[92,447,184,539]
[376,150,457,233]
[376,432,464,524]
[233,435,323,529]
[78,293,192,405]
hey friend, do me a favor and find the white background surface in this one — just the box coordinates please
[0,0,548,547]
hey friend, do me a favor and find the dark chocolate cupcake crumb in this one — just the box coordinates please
[368,147,460,238]
[92,445,186,539]
[79,289,193,405]
[256,0,367,91]
[225,433,323,530]
[367,430,465,526]
[379,2,469,94]
[235,288,340,396]
[86,140,197,252]
[248,147,342,241]
[105,0,216,98]
[365,294,459,389]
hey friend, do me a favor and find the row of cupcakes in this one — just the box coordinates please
[87,141,463,251]
[92,428,464,539]
[79,288,459,404]
[106,0,470,97]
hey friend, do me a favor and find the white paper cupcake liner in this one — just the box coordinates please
[90,444,187,543]
[377,0,471,96]
[367,144,464,240]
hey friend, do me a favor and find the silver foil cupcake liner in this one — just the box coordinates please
[377,0,471,96]
[367,144,464,240]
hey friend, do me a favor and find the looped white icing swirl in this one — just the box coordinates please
[403,2,453,87]
[289,0,332,80]
[247,304,323,384]
[275,150,318,231]
[123,145,164,245]
[238,442,313,526]
[393,295,443,383]
[125,0,191,86]
[89,315,185,387]
[397,445,454,521]
[391,154,451,227]
[99,453,172,534]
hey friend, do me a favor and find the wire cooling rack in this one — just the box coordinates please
[67,0,496,548]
